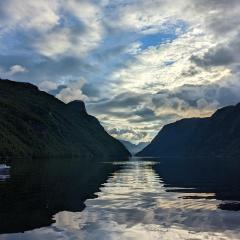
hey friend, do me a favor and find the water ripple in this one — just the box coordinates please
[2,160,240,240]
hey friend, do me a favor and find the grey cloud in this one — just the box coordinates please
[88,80,240,131]
[0,31,139,99]
[207,14,240,35]
[108,127,148,141]
[108,128,136,135]
[153,78,240,113]
[87,92,157,124]
[1,0,240,143]
[88,92,147,113]
[0,54,101,99]
[157,113,180,122]
[129,107,157,123]
[92,77,240,140]
[48,85,67,96]
[181,66,199,77]
[82,83,100,98]
[192,0,239,9]
[189,0,240,73]
[190,30,240,69]
[139,125,162,131]
[191,46,235,67]
[135,107,156,119]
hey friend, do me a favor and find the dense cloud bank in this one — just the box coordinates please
[0,0,240,142]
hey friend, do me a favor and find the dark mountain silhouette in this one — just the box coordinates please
[137,103,240,157]
[0,79,130,159]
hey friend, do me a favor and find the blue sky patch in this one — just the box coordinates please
[139,21,188,49]
[140,32,176,49]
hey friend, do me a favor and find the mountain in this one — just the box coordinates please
[0,79,130,159]
[120,140,149,155]
[137,103,240,158]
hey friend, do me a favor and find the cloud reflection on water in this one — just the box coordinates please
[2,160,240,240]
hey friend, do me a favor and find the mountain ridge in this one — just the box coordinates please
[0,79,130,159]
[137,103,240,158]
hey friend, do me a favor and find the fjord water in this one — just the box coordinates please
[1,158,240,239]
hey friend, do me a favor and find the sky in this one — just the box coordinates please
[1,0,240,143]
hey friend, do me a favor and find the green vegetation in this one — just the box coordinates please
[0,79,130,159]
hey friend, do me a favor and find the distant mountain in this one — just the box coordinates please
[137,103,240,158]
[120,140,149,155]
[0,79,130,159]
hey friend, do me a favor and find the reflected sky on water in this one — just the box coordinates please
[1,159,240,240]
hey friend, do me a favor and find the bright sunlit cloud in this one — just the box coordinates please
[1,0,240,142]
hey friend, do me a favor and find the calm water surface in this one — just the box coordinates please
[1,158,240,240]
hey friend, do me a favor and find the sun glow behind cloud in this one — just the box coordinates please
[1,0,240,142]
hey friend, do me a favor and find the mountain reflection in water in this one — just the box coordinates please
[0,158,119,234]
[1,158,240,240]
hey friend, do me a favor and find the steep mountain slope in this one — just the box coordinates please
[137,103,240,158]
[120,140,149,155]
[0,79,130,159]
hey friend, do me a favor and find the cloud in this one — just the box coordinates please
[36,0,103,58]
[191,45,236,67]
[152,77,240,117]
[0,0,103,59]
[0,64,28,77]
[8,65,28,75]
[39,80,59,92]
[81,83,100,98]
[56,79,88,103]
[48,85,67,96]
[1,0,240,142]
[33,28,73,58]
[107,127,148,142]
[135,108,156,119]
[88,74,240,142]
[0,0,60,31]
[87,91,150,118]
